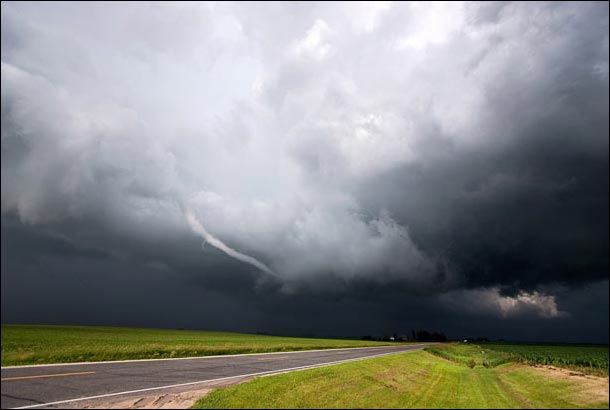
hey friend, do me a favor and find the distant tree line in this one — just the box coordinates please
[462,337,490,343]
[361,329,447,342]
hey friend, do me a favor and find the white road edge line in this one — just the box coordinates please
[11,346,423,409]
[2,344,426,369]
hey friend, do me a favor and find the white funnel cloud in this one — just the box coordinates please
[184,208,277,277]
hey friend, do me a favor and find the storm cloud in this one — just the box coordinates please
[1,1,608,341]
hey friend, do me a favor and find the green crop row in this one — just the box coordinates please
[482,343,608,376]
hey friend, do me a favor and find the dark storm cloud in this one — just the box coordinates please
[3,213,607,342]
[360,120,609,293]
[1,2,608,340]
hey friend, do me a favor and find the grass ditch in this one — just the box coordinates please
[191,346,609,409]
[424,343,512,368]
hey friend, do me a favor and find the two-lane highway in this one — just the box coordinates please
[1,344,428,409]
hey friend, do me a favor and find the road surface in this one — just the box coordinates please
[1,344,427,409]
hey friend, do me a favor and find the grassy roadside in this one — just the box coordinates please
[1,324,400,366]
[192,344,609,409]
[425,343,512,368]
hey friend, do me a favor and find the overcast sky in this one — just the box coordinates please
[1,1,608,342]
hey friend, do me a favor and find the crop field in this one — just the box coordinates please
[192,344,609,409]
[482,343,609,376]
[0,324,397,366]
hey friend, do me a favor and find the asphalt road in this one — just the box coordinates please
[1,344,427,409]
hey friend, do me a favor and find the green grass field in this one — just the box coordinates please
[192,344,609,409]
[0,324,397,366]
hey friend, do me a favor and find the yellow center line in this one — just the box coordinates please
[1,371,96,381]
